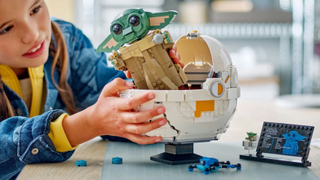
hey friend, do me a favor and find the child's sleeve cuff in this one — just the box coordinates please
[48,113,78,152]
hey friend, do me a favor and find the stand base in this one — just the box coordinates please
[240,154,311,167]
[151,152,202,165]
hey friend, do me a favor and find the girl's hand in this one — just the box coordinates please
[86,78,166,145]
[125,44,183,79]
[168,44,184,68]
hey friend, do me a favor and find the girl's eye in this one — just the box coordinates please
[0,26,13,35]
[31,5,42,15]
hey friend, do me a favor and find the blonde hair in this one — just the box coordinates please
[0,21,77,121]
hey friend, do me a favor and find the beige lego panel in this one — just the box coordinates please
[116,31,187,90]
[175,35,213,66]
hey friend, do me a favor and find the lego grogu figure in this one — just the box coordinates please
[246,132,258,141]
[96,9,187,90]
[243,132,258,155]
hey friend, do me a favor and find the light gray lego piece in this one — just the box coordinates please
[101,141,319,180]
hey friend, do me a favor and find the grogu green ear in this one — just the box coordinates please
[96,34,124,53]
[146,10,178,30]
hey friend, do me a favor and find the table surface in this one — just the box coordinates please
[19,100,320,180]
[102,141,319,180]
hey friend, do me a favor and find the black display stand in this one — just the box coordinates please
[239,154,311,167]
[150,143,202,165]
[240,122,314,167]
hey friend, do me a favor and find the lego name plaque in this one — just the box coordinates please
[240,122,314,167]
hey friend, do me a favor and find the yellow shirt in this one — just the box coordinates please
[0,64,76,152]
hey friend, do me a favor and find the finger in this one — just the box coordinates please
[125,118,167,135]
[172,56,180,64]
[124,133,162,145]
[102,78,134,97]
[121,106,166,123]
[169,49,176,58]
[179,62,185,68]
[172,44,177,51]
[176,51,180,59]
[125,71,132,79]
[117,92,157,110]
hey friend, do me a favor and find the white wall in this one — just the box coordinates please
[45,0,75,23]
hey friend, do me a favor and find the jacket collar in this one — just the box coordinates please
[0,65,44,117]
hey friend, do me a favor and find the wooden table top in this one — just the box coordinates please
[19,100,320,179]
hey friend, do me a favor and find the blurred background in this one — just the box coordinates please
[45,0,320,106]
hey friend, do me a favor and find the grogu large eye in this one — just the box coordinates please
[112,24,122,35]
[129,15,140,26]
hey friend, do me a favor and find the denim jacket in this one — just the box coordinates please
[0,18,126,180]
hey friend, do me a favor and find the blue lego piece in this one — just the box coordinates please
[188,157,241,175]
[76,160,87,167]
[112,157,123,164]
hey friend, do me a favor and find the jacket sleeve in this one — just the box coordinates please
[54,19,126,110]
[0,110,74,180]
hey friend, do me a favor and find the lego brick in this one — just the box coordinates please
[230,66,238,88]
[135,81,148,89]
[165,143,194,155]
[119,47,129,54]
[243,140,258,150]
[130,48,143,57]
[175,133,218,141]
[164,65,178,79]
[177,65,188,84]
[167,90,185,102]
[160,77,178,90]
[227,88,240,99]
[142,63,157,89]
[124,57,138,67]
[127,43,139,52]
[161,43,174,51]
[186,74,209,81]
[142,51,160,75]
[120,52,132,60]
[76,160,87,167]
[152,90,167,101]
[150,58,166,79]
[170,76,184,88]
[186,90,212,101]
[137,37,152,52]
[194,100,215,118]
[112,157,123,164]
[146,125,178,137]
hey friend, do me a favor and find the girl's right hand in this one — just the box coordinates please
[85,78,166,145]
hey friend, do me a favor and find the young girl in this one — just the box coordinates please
[0,0,181,179]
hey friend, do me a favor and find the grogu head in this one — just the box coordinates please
[283,131,305,142]
[247,132,257,137]
[96,9,177,53]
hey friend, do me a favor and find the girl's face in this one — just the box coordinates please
[0,0,51,68]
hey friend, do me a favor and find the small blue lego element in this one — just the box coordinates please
[76,160,87,167]
[112,157,123,164]
[188,157,241,175]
